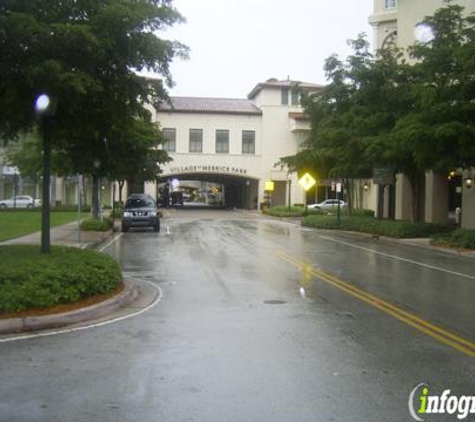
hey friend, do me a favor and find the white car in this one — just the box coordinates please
[308,199,346,212]
[0,195,42,209]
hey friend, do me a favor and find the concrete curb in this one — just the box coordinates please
[0,280,138,334]
[305,227,475,260]
[81,224,119,250]
[261,212,475,260]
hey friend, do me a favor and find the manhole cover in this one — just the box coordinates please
[263,300,287,305]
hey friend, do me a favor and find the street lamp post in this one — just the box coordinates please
[35,94,57,254]
[287,174,292,215]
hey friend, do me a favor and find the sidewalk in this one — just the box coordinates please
[0,220,115,249]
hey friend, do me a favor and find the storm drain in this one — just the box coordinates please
[263,300,287,305]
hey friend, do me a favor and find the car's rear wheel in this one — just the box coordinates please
[0,204,6,209]
[27,204,33,209]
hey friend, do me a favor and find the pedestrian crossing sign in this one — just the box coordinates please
[298,173,316,191]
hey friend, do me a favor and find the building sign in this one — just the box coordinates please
[2,166,19,176]
[167,165,248,175]
[265,181,274,191]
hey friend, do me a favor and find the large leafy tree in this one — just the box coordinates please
[280,35,411,212]
[5,132,68,180]
[385,2,475,220]
[108,118,172,203]
[0,0,187,217]
[281,2,475,221]
[393,2,475,173]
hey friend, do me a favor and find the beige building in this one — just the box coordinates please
[368,0,475,228]
[149,79,322,209]
[1,79,322,211]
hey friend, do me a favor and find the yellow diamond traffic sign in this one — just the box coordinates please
[298,173,316,191]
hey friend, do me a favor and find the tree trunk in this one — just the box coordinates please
[118,180,125,205]
[92,174,100,219]
[344,178,352,215]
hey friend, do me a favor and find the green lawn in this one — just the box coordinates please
[0,211,83,242]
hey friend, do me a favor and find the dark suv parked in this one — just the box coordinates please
[121,194,160,232]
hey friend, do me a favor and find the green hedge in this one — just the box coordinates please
[431,229,475,249]
[0,245,122,312]
[343,208,375,217]
[80,217,113,231]
[302,215,451,238]
[110,208,122,219]
[52,205,92,212]
[263,205,375,219]
[263,206,322,218]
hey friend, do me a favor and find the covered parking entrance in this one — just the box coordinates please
[154,173,259,210]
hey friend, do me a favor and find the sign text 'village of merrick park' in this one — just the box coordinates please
[167,165,248,175]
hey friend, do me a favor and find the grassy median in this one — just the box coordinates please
[0,211,83,242]
[263,205,322,218]
[0,245,122,313]
[302,214,452,238]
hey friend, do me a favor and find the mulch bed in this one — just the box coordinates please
[0,282,125,319]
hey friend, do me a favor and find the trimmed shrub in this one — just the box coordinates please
[343,208,375,217]
[431,229,475,249]
[263,206,323,218]
[110,208,122,219]
[80,217,113,232]
[302,215,451,238]
[263,206,304,217]
[0,245,122,312]
[51,205,92,212]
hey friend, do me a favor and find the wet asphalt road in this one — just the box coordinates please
[1,208,474,422]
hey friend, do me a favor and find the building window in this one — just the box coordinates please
[162,128,176,152]
[215,130,229,154]
[291,88,300,106]
[189,129,203,153]
[385,0,396,9]
[242,131,255,154]
[281,89,289,105]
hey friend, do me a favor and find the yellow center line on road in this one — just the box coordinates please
[274,249,475,360]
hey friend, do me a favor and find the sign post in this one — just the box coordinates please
[264,181,274,209]
[336,182,342,224]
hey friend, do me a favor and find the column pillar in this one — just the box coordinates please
[395,173,412,220]
[424,171,449,224]
[461,171,475,229]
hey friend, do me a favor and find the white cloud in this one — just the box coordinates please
[158,0,374,97]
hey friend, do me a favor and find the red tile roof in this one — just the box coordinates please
[247,79,323,99]
[157,97,262,115]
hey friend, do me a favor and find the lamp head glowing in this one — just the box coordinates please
[415,23,435,43]
[35,94,51,113]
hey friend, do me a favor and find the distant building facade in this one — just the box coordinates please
[0,79,322,210]
[149,79,322,209]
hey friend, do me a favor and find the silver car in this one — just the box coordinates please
[0,195,41,209]
[308,199,346,212]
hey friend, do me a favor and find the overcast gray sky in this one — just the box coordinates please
[159,0,375,98]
